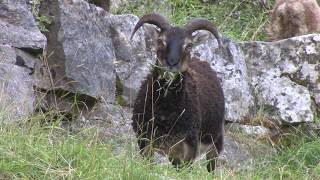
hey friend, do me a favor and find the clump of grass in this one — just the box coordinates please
[115,74,127,106]
[314,115,320,124]
[251,132,320,179]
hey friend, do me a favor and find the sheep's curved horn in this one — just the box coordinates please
[185,18,221,47]
[130,13,171,40]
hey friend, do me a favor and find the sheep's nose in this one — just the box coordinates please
[167,58,179,67]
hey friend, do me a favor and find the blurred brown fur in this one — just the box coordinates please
[267,0,320,41]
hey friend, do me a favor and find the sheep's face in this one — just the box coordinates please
[156,27,193,73]
[131,13,221,73]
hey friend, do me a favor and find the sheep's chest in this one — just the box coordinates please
[151,93,198,150]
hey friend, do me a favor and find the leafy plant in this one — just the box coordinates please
[30,0,52,32]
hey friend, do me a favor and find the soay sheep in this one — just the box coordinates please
[267,0,320,41]
[130,13,225,172]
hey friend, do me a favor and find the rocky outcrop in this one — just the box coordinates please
[0,0,48,121]
[113,19,156,105]
[241,35,319,123]
[193,33,254,122]
[0,45,39,121]
[0,63,34,121]
[39,0,154,105]
[40,0,115,103]
[0,0,46,50]
[193,33,318,124]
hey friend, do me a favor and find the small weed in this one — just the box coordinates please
[30,0,52,32]
[314,115,320,124]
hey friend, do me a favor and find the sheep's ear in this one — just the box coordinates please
[191,31,210,46]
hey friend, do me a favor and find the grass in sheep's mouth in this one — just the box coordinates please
[152,64,184,96]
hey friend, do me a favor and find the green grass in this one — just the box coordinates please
[31,0,52,32]
[252,133,320,179]
[0,123,216,179]
[115,0,275,41]
[0,121,320,179]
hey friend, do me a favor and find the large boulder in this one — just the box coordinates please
[0,63,35,121]
[40,0,116,103]
[241,34,319,123]
[0,0,46,50]
[112,16,156,105]
[192,33,317,124]
[193,33,254,122]
[39,0,153,105]
[0,45,38,121]
[0,44,49,121]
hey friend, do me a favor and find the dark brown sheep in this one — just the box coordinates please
[131,13,225,172]
[267,0,320,41]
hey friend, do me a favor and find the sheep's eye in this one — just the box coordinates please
[185,43,193,50]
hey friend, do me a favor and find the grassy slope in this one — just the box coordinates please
[0,123,320,179]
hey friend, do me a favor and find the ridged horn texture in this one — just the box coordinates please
[185,18,221,47]
[130,13,171,40]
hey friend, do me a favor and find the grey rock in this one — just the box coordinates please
[68,103,135,155]
[193,32,254,122]
[85,103,135,142]
[40,0,116,103]
[241,34,319,123]
[112,16,156,105]
[218,124,276,170]
[0,45,16,64]
[0,63,35,121]
[0,45,51,89]
[39,0,157,105]
[254,74,313,123]
[0,45,51,120]
[226,123,271,138]
[85,0,110,11]
[219,133,275,171]
[0,0,46,50]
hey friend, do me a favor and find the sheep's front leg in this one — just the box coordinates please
[138,135,155,159]
[206,135,223,172]
[169,137,197,169]
[206,147,218,172]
